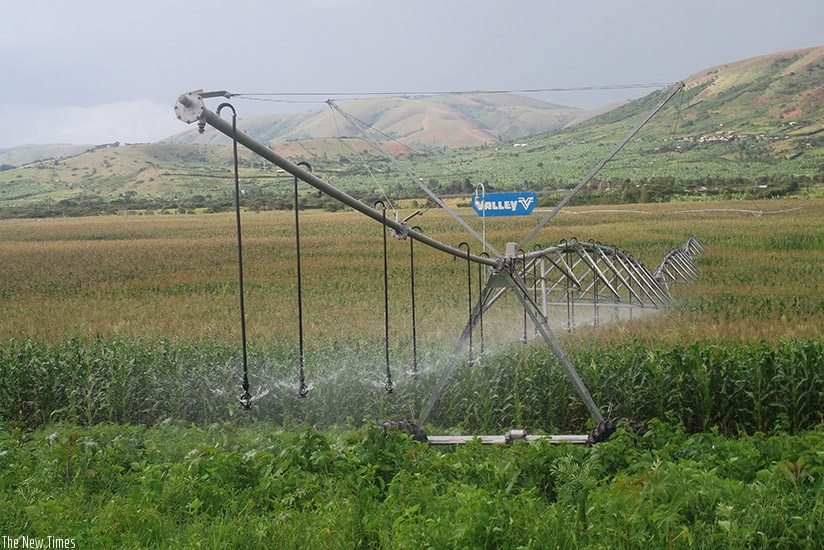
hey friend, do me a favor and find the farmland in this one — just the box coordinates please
[1,199,824,547]
[2,199,822,346]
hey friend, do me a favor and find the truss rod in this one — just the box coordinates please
[610,251,658,305]
[656,249,698,283]
[505,270,604,423]
[517,82,685,251]
[541,253,582,291]
[326,100,501,258]
[593,247,640,302]
[676,251,701,279]
[576,245,622,299]
[670,254,699,282]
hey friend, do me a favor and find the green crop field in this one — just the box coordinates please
[1,198,823,547]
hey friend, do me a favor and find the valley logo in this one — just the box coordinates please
[472,192,537,217]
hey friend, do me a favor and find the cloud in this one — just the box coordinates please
[0,100,185,148]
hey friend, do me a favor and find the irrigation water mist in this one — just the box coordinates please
[2,269,667,431]
[190,341,448,428]
[0,328,638,433]
[189,323,565,430]
[210,295,662,430]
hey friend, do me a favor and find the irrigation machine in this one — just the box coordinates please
[173,83,702,446]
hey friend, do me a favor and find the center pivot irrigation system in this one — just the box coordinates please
[174,82,702,445]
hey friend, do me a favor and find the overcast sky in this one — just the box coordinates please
[1,0,822,149]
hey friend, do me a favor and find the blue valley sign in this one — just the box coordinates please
[472,192,537,217]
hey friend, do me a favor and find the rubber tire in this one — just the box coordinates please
[586,417,646,448]
[379,420,428,443]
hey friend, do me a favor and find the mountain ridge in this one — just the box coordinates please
[164,92,596,151]
[2,45,823,216]
[0,92,595,168]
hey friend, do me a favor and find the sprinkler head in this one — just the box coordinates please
[239,390,252,410]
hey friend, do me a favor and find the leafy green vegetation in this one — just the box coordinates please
[1,336,823,438]
[0,190,823,545]
[1,137,821,219]
[1,419,823,547]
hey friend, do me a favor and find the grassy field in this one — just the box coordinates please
[1,198,823,547]
[1,198,821,345]
[1,197,822,429]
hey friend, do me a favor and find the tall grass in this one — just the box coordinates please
[0,336,447,430]
[1,200,822,344]
[1,336,822,435]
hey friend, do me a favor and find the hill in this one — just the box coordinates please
[455,45,824,195]
[165,92,591,151]
[0,144,94,170]
[576,45,824,141]
[1,46,823,217]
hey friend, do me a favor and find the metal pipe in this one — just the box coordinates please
[377,201,393,394]
[177,94,501,268]
[505,270,604,423]
[458,242,473,363]
[216,102,252,410]
[410,225,421,378]
[295,162,311,397]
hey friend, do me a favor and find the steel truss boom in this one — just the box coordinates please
[416,236,703,426]
[654,235,705,285]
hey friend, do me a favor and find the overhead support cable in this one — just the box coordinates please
[230,82,677,100]
[329,107,397,214]
[517,82,685,251]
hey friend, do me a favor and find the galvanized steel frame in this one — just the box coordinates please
[173,85,699,429]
